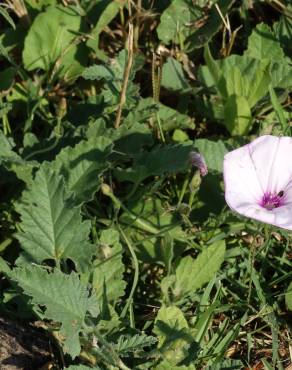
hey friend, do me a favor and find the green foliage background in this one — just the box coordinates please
[0,0,291,369]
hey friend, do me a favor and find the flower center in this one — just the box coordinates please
[260,191,284,210]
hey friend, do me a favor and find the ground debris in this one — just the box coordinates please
[0,316,53,370]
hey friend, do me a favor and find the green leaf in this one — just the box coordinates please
[52,136,113,206]
[123,97,158,126]
[153,305,197,365]
[82,64,116,81]
[115,143,195,183]
[173,240,226,300]
[245,23,285,61]
[91,229,126,303]
[0,102,12,121]
[285,281,292,311]
[66,366,98,370]
[269,85,289,134]
[115,334,157,355]
[0,130,18,160]
[224,95,252,136]
[0,67,15,90]
[11,266,97,358]
[83,49,144,82]
[194,139,229,172]
[0,130,35,184]
[203,44,227,99]
[0,256,10,274]
[158,103,195,131]
[87,0,126,53]
[274,15,292,56]
[155,361,196,370]
[0,6,15,29]
[22,5,87,80]
[173,129,189,142]
[262,359,274,370]
[247,59,271,108]
[270,61,292,89]
[16,164,95,271]
[185,0,235,51]
[224,66,249,97]
[161,57,190,92]
[205,359,243,370]
[111,122,154,156]
[157,0,203,45]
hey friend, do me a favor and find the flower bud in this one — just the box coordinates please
[101,183,112,196]
[189,151,208,176]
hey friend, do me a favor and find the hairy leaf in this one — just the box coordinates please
[52,136,113,206]
[115,143,195,184]
[0,130,18,161]
[11,266,97,358]
[115,334,157,355]
[16,164,95,271]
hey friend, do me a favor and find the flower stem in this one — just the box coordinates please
[119,226,139,322]
[247,237,257,305]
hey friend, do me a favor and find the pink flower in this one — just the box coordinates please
[189,152,208,176]
[224,135,292,230]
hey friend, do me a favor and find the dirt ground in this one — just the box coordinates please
[0,316,54,370]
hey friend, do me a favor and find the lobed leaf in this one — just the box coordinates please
[115,334,157,355]
[16,164,95,271]
[11,266,97,358]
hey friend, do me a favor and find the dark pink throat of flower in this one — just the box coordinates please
[260,191,284,210]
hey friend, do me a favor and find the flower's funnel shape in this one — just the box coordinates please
[224,135,292,230]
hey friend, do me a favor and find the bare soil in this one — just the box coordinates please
[0,316,54,370]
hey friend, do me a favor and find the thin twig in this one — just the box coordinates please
[114,2,134,129]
